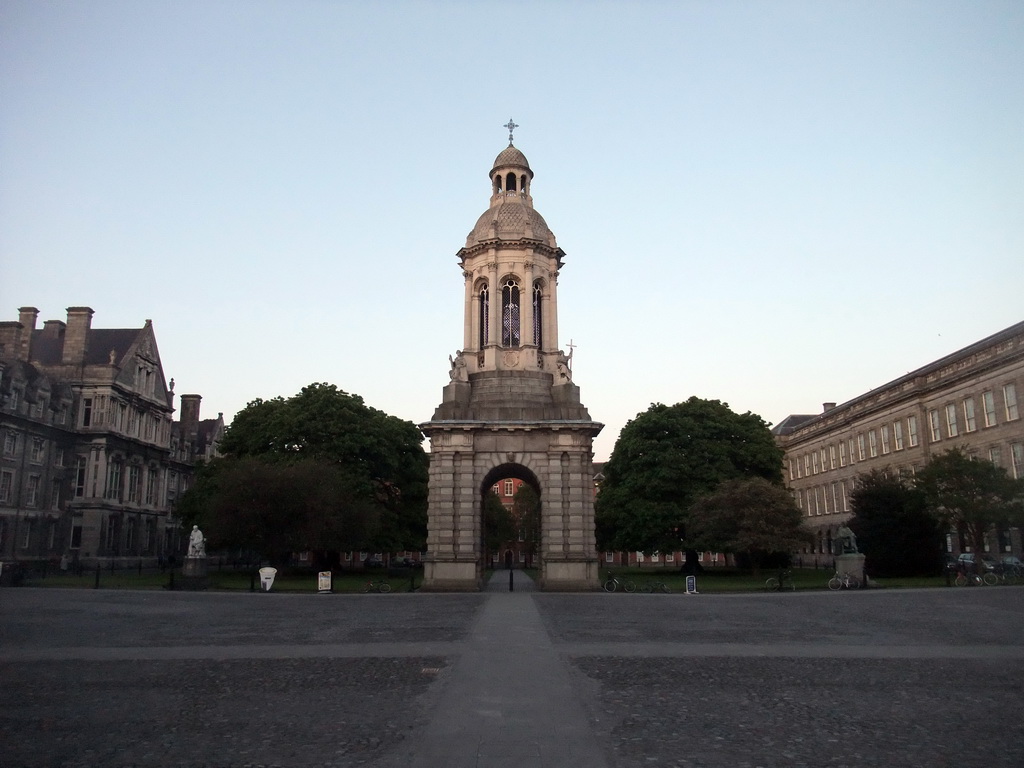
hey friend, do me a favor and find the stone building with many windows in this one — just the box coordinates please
[0,306,222,571]
[773,321,1024,564]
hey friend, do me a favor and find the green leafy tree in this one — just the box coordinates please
[596,397,784,556]
[181,383,428,561]
[914,447,1023,560]
[848,469,944,577]
[512,484,541,566]
[687,477,810,573]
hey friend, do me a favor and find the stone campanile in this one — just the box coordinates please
[420,123,603,591]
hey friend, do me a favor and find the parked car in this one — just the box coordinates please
[1001,556,1023,568]
[363,556,384,568]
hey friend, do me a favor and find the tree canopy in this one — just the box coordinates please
[848,469,944,577]
[179,383,428,563]
[687,477,810,571]
[914,447,1023,558]
[595,397,784,554]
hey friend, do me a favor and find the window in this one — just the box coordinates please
[3,432,17,456]
[30,437,45,463]
[963,397,977,432]
[70,518,83,549]
[839,441,847,467]
[479,286,489,346]
[848,438,856,464]
[146,468,158,505]
[880,425,891,455]
[942,404,957,437]
[840,480,849,512]
[819,448,827,472]
[51,479,61,510]
[929,410,941,442]
[26,475,40,507]
[1011,444,1024,480]
[989,447,1002,466]
[503,479,514,496]
[55,448,66,467]
[812,452,819,474]
[982,391,997,427]
[869,430,878,458]
[501,278,520,347]
[831,482,839,513]
[605,551,614,563]
[907,415,919,447]
[857,435,866,461]
[893,421,904,451]
[533,282,543,348]
[106,461,123,500]
[82,397,93,427]
[1004,383,1019,421]
[804,455,810,476]
[0,470,13,503]
[829,445,836,470]
[75,457,87,498]
[128,465,141,503]
[788,459,794,481]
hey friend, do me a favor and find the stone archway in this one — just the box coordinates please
[481,462,541,572]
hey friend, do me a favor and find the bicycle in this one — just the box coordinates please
[363,578,392,593]
[602,575,637,593]
[642,580,671,593]
[827,571,860,590]
[765,569,796,592]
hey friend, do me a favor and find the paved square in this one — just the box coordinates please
[1,580,1022,767]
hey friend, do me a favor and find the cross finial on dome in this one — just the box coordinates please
[503,118,519,145]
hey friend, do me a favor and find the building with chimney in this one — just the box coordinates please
[773,321,1024,563]
[0,306,223,571]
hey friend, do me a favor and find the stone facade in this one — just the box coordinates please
[773,321,1024,563]
[0,306,222,570]
[420,137,603,591]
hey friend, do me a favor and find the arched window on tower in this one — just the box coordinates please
[533,282,543,348]
[479,285,490,346]
[505,172,517,193]
[502,279,520,347]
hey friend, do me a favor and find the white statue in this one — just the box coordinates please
[556,349,573,382]
[187,525,206,558]
[449,351,469,382]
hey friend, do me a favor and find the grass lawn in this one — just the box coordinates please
[17,565,955,593]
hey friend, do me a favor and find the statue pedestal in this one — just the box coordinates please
[835,553,865,581]
[180,556,208,590]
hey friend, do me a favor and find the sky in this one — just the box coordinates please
[2,0,1022,462]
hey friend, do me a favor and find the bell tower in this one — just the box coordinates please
[420,122,603,591]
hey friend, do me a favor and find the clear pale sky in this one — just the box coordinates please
[2,1,1022,462]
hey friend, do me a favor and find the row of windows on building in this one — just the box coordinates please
[0,461,185,509]
[795,442,1024,519]
[4,390,70,423]
[789,383,1020,482]
[81,395,170,444]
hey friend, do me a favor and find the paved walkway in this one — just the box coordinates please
[394,570,602,767]
[2,580,1023,767]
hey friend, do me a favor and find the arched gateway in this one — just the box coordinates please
[420,126,603,591]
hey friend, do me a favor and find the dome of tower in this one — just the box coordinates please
[491,144,532,175]
[466,201,554,247]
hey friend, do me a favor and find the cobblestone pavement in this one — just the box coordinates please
[1,585,1022,768]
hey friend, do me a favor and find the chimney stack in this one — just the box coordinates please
[823,402,836,413]
[62,307,94,365]
[179,394,202,434]
[17,307,38,361]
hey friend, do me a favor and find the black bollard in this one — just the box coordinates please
[250,570,256,592]
[94,564,101,589]
[509,569,514,592]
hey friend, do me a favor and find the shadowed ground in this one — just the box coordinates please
[1,576,1021,767]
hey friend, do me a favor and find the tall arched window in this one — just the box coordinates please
[533,282,543,348]
[479,285,489,346]
[502,279,520,347]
